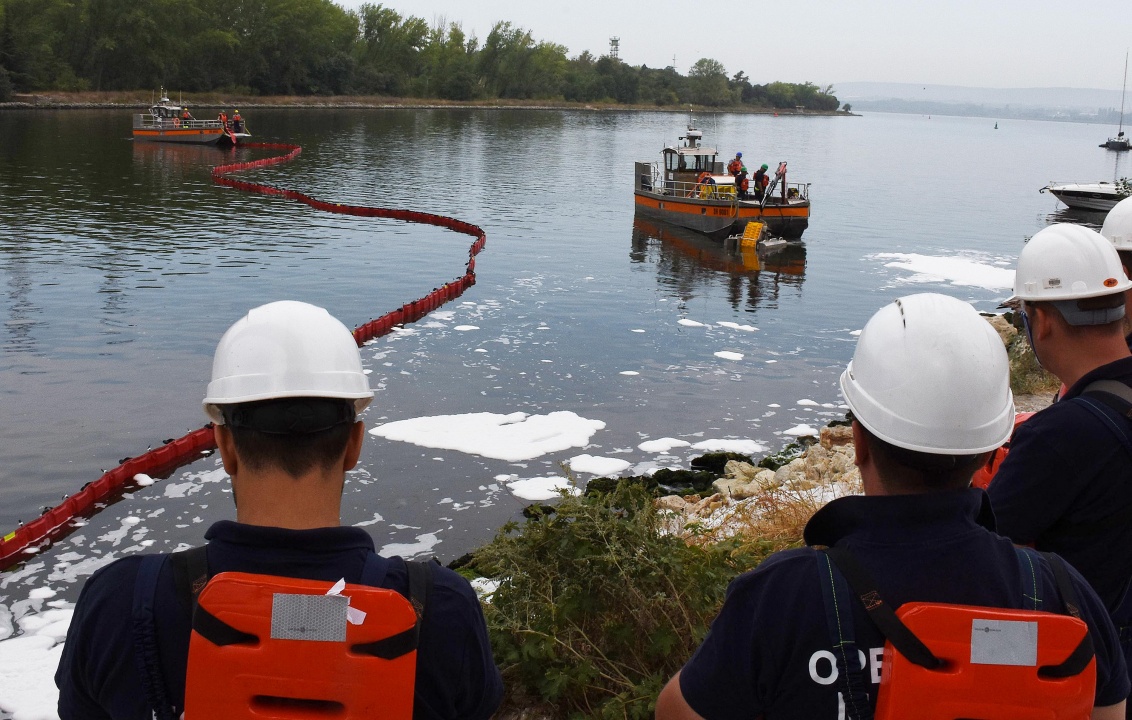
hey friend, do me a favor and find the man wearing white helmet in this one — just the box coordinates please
[989,223,1132,699]
[1102,196,1132,345]
[56,301,503,720]
[657,293,1127,719]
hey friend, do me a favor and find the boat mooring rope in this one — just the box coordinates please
[0,142,486,571]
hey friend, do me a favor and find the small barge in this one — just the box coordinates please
[633,125,810,239]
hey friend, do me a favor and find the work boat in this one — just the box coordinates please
[132,91,250,145]
[1041,180,1130,212]
[633,125,810,239]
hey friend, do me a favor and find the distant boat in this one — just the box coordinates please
[1100,52,1130,151]
[132,88,250,146]
[1041,180,1130,211]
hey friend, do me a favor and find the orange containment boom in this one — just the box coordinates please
[185,572,418,719]
[875,602,1095,720]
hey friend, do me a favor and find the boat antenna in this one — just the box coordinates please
[1119,51,1128,138]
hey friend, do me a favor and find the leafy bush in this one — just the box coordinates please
[474,482,774,719]
[0,67,12,102]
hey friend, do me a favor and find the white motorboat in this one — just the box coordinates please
[1041,180,1130,211]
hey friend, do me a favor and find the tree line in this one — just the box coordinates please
[0,0,840,111]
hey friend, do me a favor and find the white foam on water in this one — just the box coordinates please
[353,513,384,527]
[714,351,744,361]
[369,411,606,462]
[568,454,631,476]
[470,577,499,601]
[678,319,707,328]
[619,371,640,376]
[507,476,580,501]
[474,348,488,353]
[133,473,155,487]
[797,399,819,407]
[631,329,645,333]
[692,438,767,454]
[717,321,757,332]
[429,311,456,321]
[638,437,692,453]
[380,533,440,559]
[875,253,1014,290]
[0,599,75,719]
[783,424,819,437]
[453,325,480,331]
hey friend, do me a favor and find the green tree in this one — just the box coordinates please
[352,3,427,95]
[686,57,729,106]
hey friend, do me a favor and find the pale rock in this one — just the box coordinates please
[775,458,813,489]
[655,495,689,513]
[712,477,761,500]
[723,460,760,482]
[689,493,727,517]
[820,425,854,450]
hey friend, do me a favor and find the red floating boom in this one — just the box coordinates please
[0,142,487,571]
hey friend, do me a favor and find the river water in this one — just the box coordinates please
[0,108,1129,611]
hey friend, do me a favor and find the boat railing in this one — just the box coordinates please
[655,178,811,203]
[133,114,224,131]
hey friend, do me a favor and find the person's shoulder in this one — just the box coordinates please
[78,554,150,604]
[725,547,819,597]
[421,562,483,612]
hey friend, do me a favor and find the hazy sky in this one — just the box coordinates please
[342,0,1129,91]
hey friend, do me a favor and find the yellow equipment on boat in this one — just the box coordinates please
[740,222,765,247]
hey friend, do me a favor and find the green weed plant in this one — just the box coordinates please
[474,481,773,719]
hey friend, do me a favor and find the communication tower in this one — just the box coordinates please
[609,37,620,60]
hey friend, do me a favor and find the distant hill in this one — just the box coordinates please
[833,82,1127,124]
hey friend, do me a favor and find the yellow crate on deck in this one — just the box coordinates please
[740,222,764,247]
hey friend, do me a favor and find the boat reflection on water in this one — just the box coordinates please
[1044,206,1107,231]
[630,217,805,312]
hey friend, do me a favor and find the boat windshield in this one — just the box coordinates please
[664,150,716,173]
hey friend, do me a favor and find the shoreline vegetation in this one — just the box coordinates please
[469,313,1055,719]
[1,91,853,115]
[0,3,843,111]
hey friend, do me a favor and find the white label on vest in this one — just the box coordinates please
[271,593,348,642]
[970,619,1038,666]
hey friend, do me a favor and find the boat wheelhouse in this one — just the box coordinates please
[633,125,810,239]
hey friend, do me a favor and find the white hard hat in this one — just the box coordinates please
[1013,223,1132,302]
[203,301,373,424]
[1101,196,1132,251]
[840,293,1014,454]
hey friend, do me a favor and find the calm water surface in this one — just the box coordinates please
[0,108,1128,602]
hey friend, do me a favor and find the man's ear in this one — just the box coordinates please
[342,421,365,472]
[215,424,239,479]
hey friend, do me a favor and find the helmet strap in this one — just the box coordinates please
[222,398,356,435]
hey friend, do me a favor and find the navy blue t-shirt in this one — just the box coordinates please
[55,521,503,720]
[678,489,1129,719]
[988,356,1132,615]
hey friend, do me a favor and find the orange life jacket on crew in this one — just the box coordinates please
[875,602,1095,720]
[822,546,1096,720]
[727,158,742,175]
[218,112,228,125]
[233,112,242,122]
[970,411,1035,489]
[184,571,420,719]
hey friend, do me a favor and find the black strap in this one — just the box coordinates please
[345,558,432,660]
[192,603,259,647]
[1037,552,1096,679]
[170,545,209,616]
[824,546,944,670]
[1082,380,1132,419]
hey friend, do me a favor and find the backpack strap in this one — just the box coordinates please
[817,550,872,720]
[824,546,944,670]
[131,554,178,720]
[347,555,433,660]
[170,545,209,615]
[1037,551,1096,679]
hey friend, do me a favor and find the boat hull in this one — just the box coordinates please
[1044,184,1123,212]
[633,190,810,239]
[133,128,226,145]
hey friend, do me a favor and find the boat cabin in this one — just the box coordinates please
[662,127,723,189]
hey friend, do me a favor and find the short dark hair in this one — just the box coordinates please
[223,398,356,478]
[858,423,986,492]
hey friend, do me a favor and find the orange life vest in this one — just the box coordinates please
[822,547,1096,720]
[970,411,1035,489]
[184,571,419,719]
[874,602,1095,720]
[727,158,742,175]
